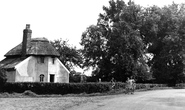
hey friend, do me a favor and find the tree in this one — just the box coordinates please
[50,39,83,71]
[81,0,150,82]
[69,71,81,82]
[140,3,185,84]
[81,0,185,84]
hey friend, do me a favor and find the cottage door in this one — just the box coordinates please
[50,74,55,82]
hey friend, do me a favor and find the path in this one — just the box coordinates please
[69,89,185,110]
[1,89,185,110]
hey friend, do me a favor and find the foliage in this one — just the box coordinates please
[50,39,83,71]
[0,68,7,91]
[1,82,169,95]
[135,83,167,89]
[2,82,110,94]
[86,76,99,82]
[81,0,150,82]
[81,0,185,84]
[69,71,82,83]
[140,3,185,84]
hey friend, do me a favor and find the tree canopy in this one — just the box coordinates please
[140,3,185,84]
[81,0,185,84]
[81,0,149,82]
[50,39,82,71]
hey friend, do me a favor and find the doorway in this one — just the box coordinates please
[50,74,55,82]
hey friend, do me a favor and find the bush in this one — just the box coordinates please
[1,82,168,95]
[69,74,81,83]
[135,83,167,90]
[2,82,110,95]
[0,68,7,92]
[23,90,38,97]
[175,83,185,89]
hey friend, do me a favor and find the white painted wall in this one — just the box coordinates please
[15,56,34,82]
[48,57,69,83]
[12,56,69,83]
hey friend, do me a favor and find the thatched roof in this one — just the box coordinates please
[5,37,60,57]
[0,57,25,69]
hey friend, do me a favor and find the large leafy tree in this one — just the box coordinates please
[140,3,185,84]
[51,39,82,71]
[81,0,185,84]
[81,0,149,82]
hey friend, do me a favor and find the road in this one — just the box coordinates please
[69,89,185,110]
[1,89,185,110]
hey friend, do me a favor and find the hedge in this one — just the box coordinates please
[1,82,168,95]
[1,82,110,95]
[175,83,185,88]
[135,83,167,90]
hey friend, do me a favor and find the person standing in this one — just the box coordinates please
[130,76,136,94]
[126,77,135,94]
[111,78,115,90]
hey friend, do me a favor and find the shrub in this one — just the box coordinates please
[0,68,7,92]
[175,83,185,88]
[23,90,38,97]
[1,82,168,95]
[2,82,110,95]
[135,83,167,90]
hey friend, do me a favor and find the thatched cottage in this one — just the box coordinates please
[0,24,69,83]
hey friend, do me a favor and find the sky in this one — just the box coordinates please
[0,0,185,75]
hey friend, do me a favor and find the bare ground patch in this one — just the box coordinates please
[0,97,97,110]
[0,92,114,110]
[0,87,171,110]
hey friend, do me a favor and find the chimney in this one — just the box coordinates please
[22,24,32,57]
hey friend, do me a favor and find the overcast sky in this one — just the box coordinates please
[0,0,185,74]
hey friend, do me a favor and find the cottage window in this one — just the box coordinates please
[37,57,45,63]
[40,57,45,63]
[40,74,44,82]
[52,57,55,64]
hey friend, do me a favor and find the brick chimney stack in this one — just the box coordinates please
[22,24,32,57]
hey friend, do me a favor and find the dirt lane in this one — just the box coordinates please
[69,89,185,110]
[1,89,185,110]
[0,96,98,110]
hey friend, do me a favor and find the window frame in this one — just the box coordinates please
[40,57,45,63]
[52,57,55,64]
[40,74,44,82]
